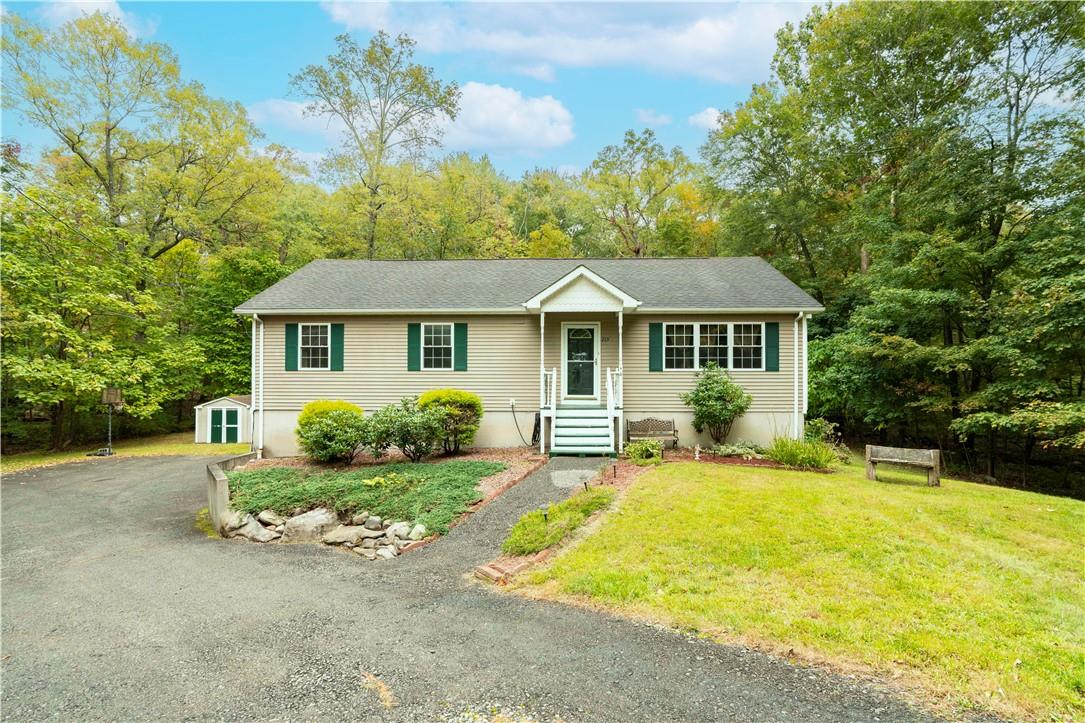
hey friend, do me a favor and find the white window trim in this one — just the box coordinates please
[298,322,331,371]
[421,322,455,371]
[662,321,766,372]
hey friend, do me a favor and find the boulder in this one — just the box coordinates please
[322,525,367,546]
[224,510,250,532]
[376,546,398,560]
[274,525,285,533]
[257,509,286,527]
[355,547,377,560]
[227,515,281,543]
[281,508,339,543]
[408,523,427,541]
[359,538,379,549]
[386,521,411,540]
[351,511,371,526]
[358,527,385,539]
[363,515,382,530]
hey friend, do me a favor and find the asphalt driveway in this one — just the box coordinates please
[1,456,934,721]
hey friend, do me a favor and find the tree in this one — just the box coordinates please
[290,31,460,259]
[585,129,694,256]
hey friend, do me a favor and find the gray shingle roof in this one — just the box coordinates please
[235,258,822,313]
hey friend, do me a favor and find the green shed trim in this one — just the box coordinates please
[330,323,344,371]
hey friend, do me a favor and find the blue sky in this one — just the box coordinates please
[5,1,814,177]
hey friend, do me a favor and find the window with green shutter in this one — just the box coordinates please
[286,322,343,371]
[652,320,777,372]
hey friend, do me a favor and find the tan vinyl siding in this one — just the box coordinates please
[258,312,800,417]
[262,315,538,412]
[622,314,798,413]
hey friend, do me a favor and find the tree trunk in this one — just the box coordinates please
[49,401,71,450]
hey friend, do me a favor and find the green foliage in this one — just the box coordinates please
[296,409,367,463]
[361,397,446,462]
[502,486,617,556]
[624,439,663,466]
[803,417,851,463]
[417,388,484,454]
[765,437,840,470]
[297,399,365,429]
[228,460,504,534]
[712,442,765,458]
[680,363,753,444]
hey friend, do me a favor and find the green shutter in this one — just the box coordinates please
[649,323,663,372]
[285,323,298,371]
[453,323,468,371]
[330,323,344,371]
[765,322,780,372]
[407,323,421,371]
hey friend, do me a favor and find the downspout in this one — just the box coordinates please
[250,314,257,451]
[258,314,265,458]
[802,314,810,416]
[793,312,802,439]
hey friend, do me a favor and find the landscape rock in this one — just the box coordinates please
[257,509,286,527]
[394,539,413,551]
[322,525,367,545]
[274,525,285,533]
[354,547,377,560]
[363,515,382,530]
[359,538,378,549]
[408,523,427,541]
[224,510,250,532]
[281,508,339,543]
[228,515,281,543]
[351,511,371,526]
[358,527,385,539]
[376,546,398,560]
[386,521,411,540]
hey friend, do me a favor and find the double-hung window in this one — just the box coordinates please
[662,321,764,371]
[299,323,330,370]
[422,322,453,370]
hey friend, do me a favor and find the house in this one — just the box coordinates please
[193,395,252,444]
[234,258,823,457]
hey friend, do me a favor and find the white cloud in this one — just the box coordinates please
[688,106,722,130]
[320,2,813,83]
[512,63,556,83]
[38,1,157,37]
[635,108,672,127]
[248,98,346,143]
[443,81,574,153]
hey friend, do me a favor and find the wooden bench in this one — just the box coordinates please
[865,445,940,486]
[627,418,679,448]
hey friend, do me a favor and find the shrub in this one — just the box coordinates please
[361,397,446,462]
[502,486,616,555]
[297,399,364,429]
[712,441,764,459]
[624,439,663,466]
[418,388,484,454]
[804,417,852,463]
[680,363,752,443]
[296,409,367,463]
[765,437,840,470]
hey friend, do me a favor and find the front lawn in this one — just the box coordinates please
[502,486,616,555]
[227,460,504,534]
[519,461,1084,720]
[2,432,249,473]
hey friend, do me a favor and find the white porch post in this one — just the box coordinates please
[539,311,546,455]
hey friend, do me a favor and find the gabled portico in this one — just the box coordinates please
[523,265,640,456]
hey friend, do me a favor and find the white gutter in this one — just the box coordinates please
[257,314,265,458]
[250,315,257,451]
[793,311,802,439]
[803,313,810,415]
[233,306,826,316]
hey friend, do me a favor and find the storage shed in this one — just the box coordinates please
[194,395,252,444]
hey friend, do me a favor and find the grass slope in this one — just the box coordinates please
[523,461,1084,720]
[227,460,504,534]
[1,432,249,473]
[503,486,616,555]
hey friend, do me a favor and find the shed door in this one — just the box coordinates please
[225,408,239,443]
[210,409,223,443]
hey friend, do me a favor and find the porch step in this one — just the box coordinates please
[553,417,610,428]
[555,407,609,418]
[554,435,612,446]
[550,446,616,457]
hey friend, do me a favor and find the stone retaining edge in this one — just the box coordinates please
[206,451,257,534]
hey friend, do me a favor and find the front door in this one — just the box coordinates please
[565,325,597,398]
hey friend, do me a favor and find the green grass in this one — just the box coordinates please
[502,486,617,555]
[522,461,1084,720]
[1,432,249,473]
[227,460,504,534]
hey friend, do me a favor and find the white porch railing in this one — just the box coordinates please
[605,368,616,451]
[540,367,557,411]
[607,367,624,452]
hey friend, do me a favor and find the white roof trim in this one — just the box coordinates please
[194,396,251,409]
[235,306,824,316]
[522,265,641,310]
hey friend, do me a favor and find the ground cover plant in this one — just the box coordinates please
[521,461,1084,720]
[227,460,504,534]
[502,486,616,555]
[624,439,663,466]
